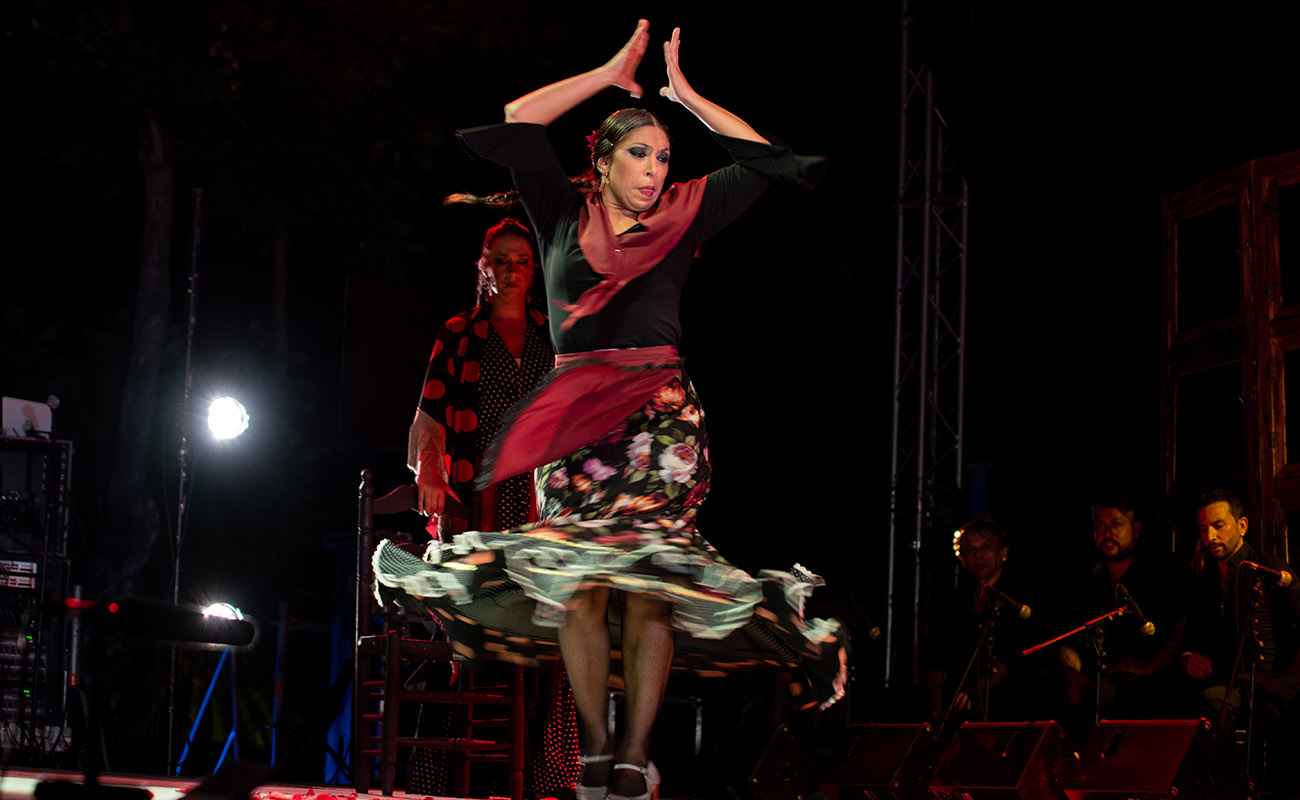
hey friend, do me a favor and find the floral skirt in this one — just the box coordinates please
[373,372,847,710]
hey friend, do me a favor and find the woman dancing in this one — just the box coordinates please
[376,20,845,800]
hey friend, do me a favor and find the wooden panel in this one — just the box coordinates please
[1161,153,1300,560]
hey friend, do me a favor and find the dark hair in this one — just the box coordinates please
[1197,488,1247,521]
[444,188,522,208]
[959,517,1008,548]
[446,108,671,206]
[481,218,533,251]
[583,108,671,190]
[1091,492,1138,524]
[475,218,537,305]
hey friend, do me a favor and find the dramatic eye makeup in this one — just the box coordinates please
[626,144,670,163]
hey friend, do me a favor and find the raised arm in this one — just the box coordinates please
[504,20,650,125]
[658,28,770,145]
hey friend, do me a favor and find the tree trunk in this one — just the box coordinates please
[93,104,173,599]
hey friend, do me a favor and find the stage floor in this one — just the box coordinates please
[0,771,486,800]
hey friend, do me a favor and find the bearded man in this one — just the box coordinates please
[1057,494,1193,726]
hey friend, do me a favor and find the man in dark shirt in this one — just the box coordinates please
[925,517,1040,726]
[1181,490,1300,791]
[1058,495,1193,724]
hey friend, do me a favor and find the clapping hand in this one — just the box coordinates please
[604,19,650,98]
[659,27,696,105]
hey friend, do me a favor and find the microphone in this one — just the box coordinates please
[847,597,883,640]
[1116,583,1155,636]
[1240,560,1295,588]
[983,584,1031,619]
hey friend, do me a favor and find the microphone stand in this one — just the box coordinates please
[1091,624,1107,727]
[978,592,1009,721]
[940,605,1000,735]
[888,613,997,788]
[1023,604,1130,726]
[167,187,204,774]
[1219,571,1266,784]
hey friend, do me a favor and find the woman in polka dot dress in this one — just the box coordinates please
[406,219,576,796]
[408,218,554,533]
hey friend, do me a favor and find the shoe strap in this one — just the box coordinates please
[581,753,613,765]
[613,763,649,777]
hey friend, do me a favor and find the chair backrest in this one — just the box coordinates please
[372,483,417,515]
[371,480,469,518]
[355,470,469,621]
[356,469,381,642]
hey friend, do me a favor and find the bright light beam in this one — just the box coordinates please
[202,602,244,621]
[207,397,249,440]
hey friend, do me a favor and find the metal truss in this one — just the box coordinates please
[886,2,969,687]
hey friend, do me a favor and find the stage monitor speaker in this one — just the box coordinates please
[748,723,816,800]
[1064,718,1245,800]
[815,723,936,800]
[929,721,1072,800]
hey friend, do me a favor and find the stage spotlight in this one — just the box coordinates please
[207,396,249,440]
[100,596,259,651]
[202,602,244,621]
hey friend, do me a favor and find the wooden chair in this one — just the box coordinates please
[353,469,525,798]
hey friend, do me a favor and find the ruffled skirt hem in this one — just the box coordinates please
[373,538,847,710]
[372,370,848,710]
